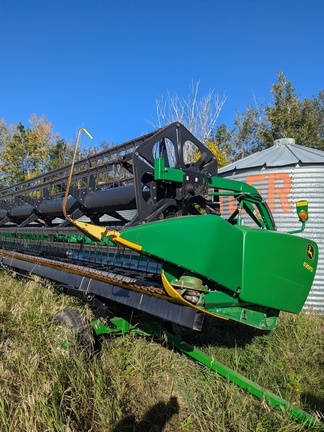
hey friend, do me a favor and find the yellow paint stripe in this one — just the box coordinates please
[107,230,143,252]
[107,230,120,238]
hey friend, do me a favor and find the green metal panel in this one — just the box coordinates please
[117,214,318,315]
[118,214,243,293]
[154,158,184,182]
[237,226,318,313]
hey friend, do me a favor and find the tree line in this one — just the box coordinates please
[1,72,323,187]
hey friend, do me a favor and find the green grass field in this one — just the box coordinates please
[0,272,323,432]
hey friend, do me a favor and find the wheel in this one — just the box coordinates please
[53,308,94,356]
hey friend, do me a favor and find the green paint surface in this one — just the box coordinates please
[119,214,318,314]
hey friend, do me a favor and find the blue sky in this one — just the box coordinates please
[1,0,324,147]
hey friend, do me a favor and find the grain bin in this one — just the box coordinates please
[219,138,324,311]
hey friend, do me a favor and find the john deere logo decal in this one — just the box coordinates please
[307,243,314,261]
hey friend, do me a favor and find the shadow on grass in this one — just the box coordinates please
[301,392,324,419]
[111,396,179,432]
[189,315,268,349]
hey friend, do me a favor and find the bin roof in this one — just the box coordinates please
[219,138,324,174]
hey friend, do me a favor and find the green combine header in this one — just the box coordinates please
[0,123,320,426]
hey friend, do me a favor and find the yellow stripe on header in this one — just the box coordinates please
[107,230,142,252]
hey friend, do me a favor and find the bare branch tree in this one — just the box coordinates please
[149,80,227,143]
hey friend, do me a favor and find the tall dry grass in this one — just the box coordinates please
[0,272,323,431]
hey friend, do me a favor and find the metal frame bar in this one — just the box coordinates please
[92,315,321,428]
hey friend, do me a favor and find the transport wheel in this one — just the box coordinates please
[53,308,94,357]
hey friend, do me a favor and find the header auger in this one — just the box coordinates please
[0,122,320,426]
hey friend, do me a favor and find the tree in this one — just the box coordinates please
[231,100,269,158]
[150,80,227,164]
[46,137,74,171]
[0,115,68,186]
[263,73,324,150]
[206,124,232,168]
[152,80,226,142]
[228,72,324,161]
[0,120,30,184]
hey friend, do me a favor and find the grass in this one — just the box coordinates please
[0,271,323,431]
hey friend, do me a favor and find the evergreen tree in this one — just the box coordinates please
[46,138,73,171]
[230,73,324,160]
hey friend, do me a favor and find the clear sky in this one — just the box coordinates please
[1,0,323,147]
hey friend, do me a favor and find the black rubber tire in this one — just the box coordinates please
[53,308,94,356]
